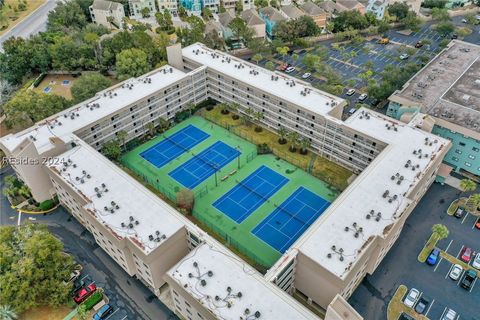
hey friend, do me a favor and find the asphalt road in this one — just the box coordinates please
[0,0,60,51]
[0,166,177,320]
[349,182,480,320]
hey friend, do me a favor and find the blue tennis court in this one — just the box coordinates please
[252,187,330,253]
[169,141,240,189]
[140,125,209,168]
[213,165,289,223]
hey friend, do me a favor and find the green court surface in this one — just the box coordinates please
[122,116,339,268]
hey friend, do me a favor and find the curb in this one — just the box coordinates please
[13,203,60,215]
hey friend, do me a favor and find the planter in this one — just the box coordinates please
[221,109,230,115]
[232,114,239,120]
[289,146,297,153]
[278,138,287,145]
[206,106,214,111]
[300,149,308,155]
[254,127,262,133]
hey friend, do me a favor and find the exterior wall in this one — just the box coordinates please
[325,294,363,320]
[89,5,125,28]
[250,23,266,39]
[157,0,178,13]
[202,0,220,13]
[129,0,157,18]
[309,13,327,29]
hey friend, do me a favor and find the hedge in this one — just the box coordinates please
[39,199,55,211]
[81,290,103,310]
[33,73,47,88]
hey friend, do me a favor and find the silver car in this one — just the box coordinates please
[442,308,457,320]
[403,288,419,308]
[449,264,463,280]
[473,252,480,269]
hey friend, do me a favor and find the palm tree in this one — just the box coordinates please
[158,117,170,133]
[277,127,288,144]
[220,103,229,115]
[299,137,311,155]
[253,111,263,132]
[465,193,480,214]
[459,179,477,194]
[287,132,300,152]
[146,122,156,137]
[230,103,240,120]
[431,224,449,240]
[116,130,128,151]
[291,53,299,66]
[252,53,262,65]
[18,184,31,199]
[0,305,18,320]
[187,103,196,116]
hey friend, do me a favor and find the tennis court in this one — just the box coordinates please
[139,124,209,168]
[252,187,330,253]
[213,165,289,223]
[169,141,241,189]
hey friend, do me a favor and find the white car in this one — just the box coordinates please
[461,18,467,23]
[399,54,409,60]
[285,66,295,73]
[442,308,457,320]
[358,93,368,101]
[346,88,356,96]
[473,252,480,269]
[403,288,420,308]
[301,72,311,79]
[449,264,463,280]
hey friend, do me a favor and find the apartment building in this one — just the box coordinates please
[89,0,125,28]
[388,40,480,180]
[129,0,157,18]
[157,0,178,13]
[1,42,451,319]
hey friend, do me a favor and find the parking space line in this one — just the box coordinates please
[445,239,453,253]
[440,306,447,319]
[470,276,477,292]
[457,270,465,286]
[461,212,469,224]
[473,219,477,229]
[445,263,453,279]
[105,309,119,320]
[434,257,443,272]
[456,245,464,259]
[425,299,434,317]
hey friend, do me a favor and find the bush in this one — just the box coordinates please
[33,73,47,88]
[39,199,56,211]
[81,290,103,310]
[257,143,271,154]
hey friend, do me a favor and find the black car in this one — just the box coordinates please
[398,312,415,320]
[460,269,476,290]
[414,296,430,314]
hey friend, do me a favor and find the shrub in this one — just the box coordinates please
[81,290,103,310]
[33,73,47,88]
[39,199,56,211]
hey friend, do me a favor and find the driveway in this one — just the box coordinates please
[348,182,479,320]
[0,166,177,320]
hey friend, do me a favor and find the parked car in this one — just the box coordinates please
[426,248,440,265]
[93,304,114,320]
[460,247,473,263]
[285,66,295,73]
[400,54,409,60]
[398,312,415,320]
[475,217,480,229]
[461,18,467,23]
[277,63,290,71]
[63,269,81,285]
[454,207,465,218]
[460,269,476,290]
[403,288,420,308]
[415,41,423,48]
[358,93,368,102]
[442,308,457,320]
[414,296,430,314]
[451,33,458,39]
[472,252,480,269]
[74,283,97,304]
[301,72,311,79]
[449,264,463,280]
[348,108,356,115]
[346,88,356,96]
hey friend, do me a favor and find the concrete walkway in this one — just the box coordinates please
[444,175,462,190]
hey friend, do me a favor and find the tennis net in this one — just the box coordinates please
[164,134,219,170]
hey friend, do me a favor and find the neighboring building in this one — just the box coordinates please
[222,0,252,12]
[89,0,125,29]
[258,6,286,39]
[388,40,480,180]
[205,20,223,38]
[129,0,157,18]
[241,8,266,39]
[203,0,221,13]
[318,0,342,17]
[1,42,452,320]
[366,0,387,19]
[335,0,366,13]
[180,0,202,15]
[218,11,235,39]
[157,0,178,14]
[281,4,305,20]
[300,1,327,29]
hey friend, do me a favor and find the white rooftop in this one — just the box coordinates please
[48,139,185,254]
[168,243,316,320]
[1,65,187,154]
[182,43,345,116]
[296,109,449,278]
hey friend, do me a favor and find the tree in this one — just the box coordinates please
[435,21,455,35]
[177,16,205,46]
[299,138,311,155]
[287,131,300,152]
[253,111,263,132]
[157,117,170,133]
[235,0,243,13]
[276,46,289,60]
[0,224,75,313]
[3,91,69,130]
[302,53,320,71]
[270,0,279,8]
[71,73,112,103]
[431,7,450,21]
[422,0,448,8]
[331,10,369,32]
[229,17,254,44]
[202,7,213,21]
[155,9,173,32]
[431,224,449,240]
[277,127,288,144]
[377,19,390,33]
[77,304,88,320]
[291,53,299,65]
[204,30,225,50]
[47,0,87,32]
[102,140,122,160]
[177,189,194,213]
[402,11,422,32]
[265,61,275,70]
[146,122,156,137]
[387,2,409,20]
[274,16,319,42]
[0,305,17,320]
[115,48,149,80]
[460,179,477,193]
[252,53,263,64]
[116,130,128,150]
[254,0,269,7]
[141,7,151,18]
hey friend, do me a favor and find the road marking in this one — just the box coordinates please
[425,299,434,317]
[434,257,443,272]
[17,211,22,226]
[104,308,118,320]
[457,270,464,286]
[461,212,469,224]
[440,306,447,319]
[456,245,464,259]
[445,239,453,253]
[445,263,453,279]
[470,276,477,292]
[473,219,477,229]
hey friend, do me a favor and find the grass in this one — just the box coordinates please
[417,232,439,263]
[122,116,340,269]
[0,0,46,36]
[202,106,352,191]
[19,305,73,320]
[33,74,77,100]
[446,198,467,216]
[387,285,428,320]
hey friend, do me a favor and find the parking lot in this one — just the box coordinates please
[349,182,480,320]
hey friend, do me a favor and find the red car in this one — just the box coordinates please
[73,283,96,304]
[475,217,480,230]
[460,247,473,263]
